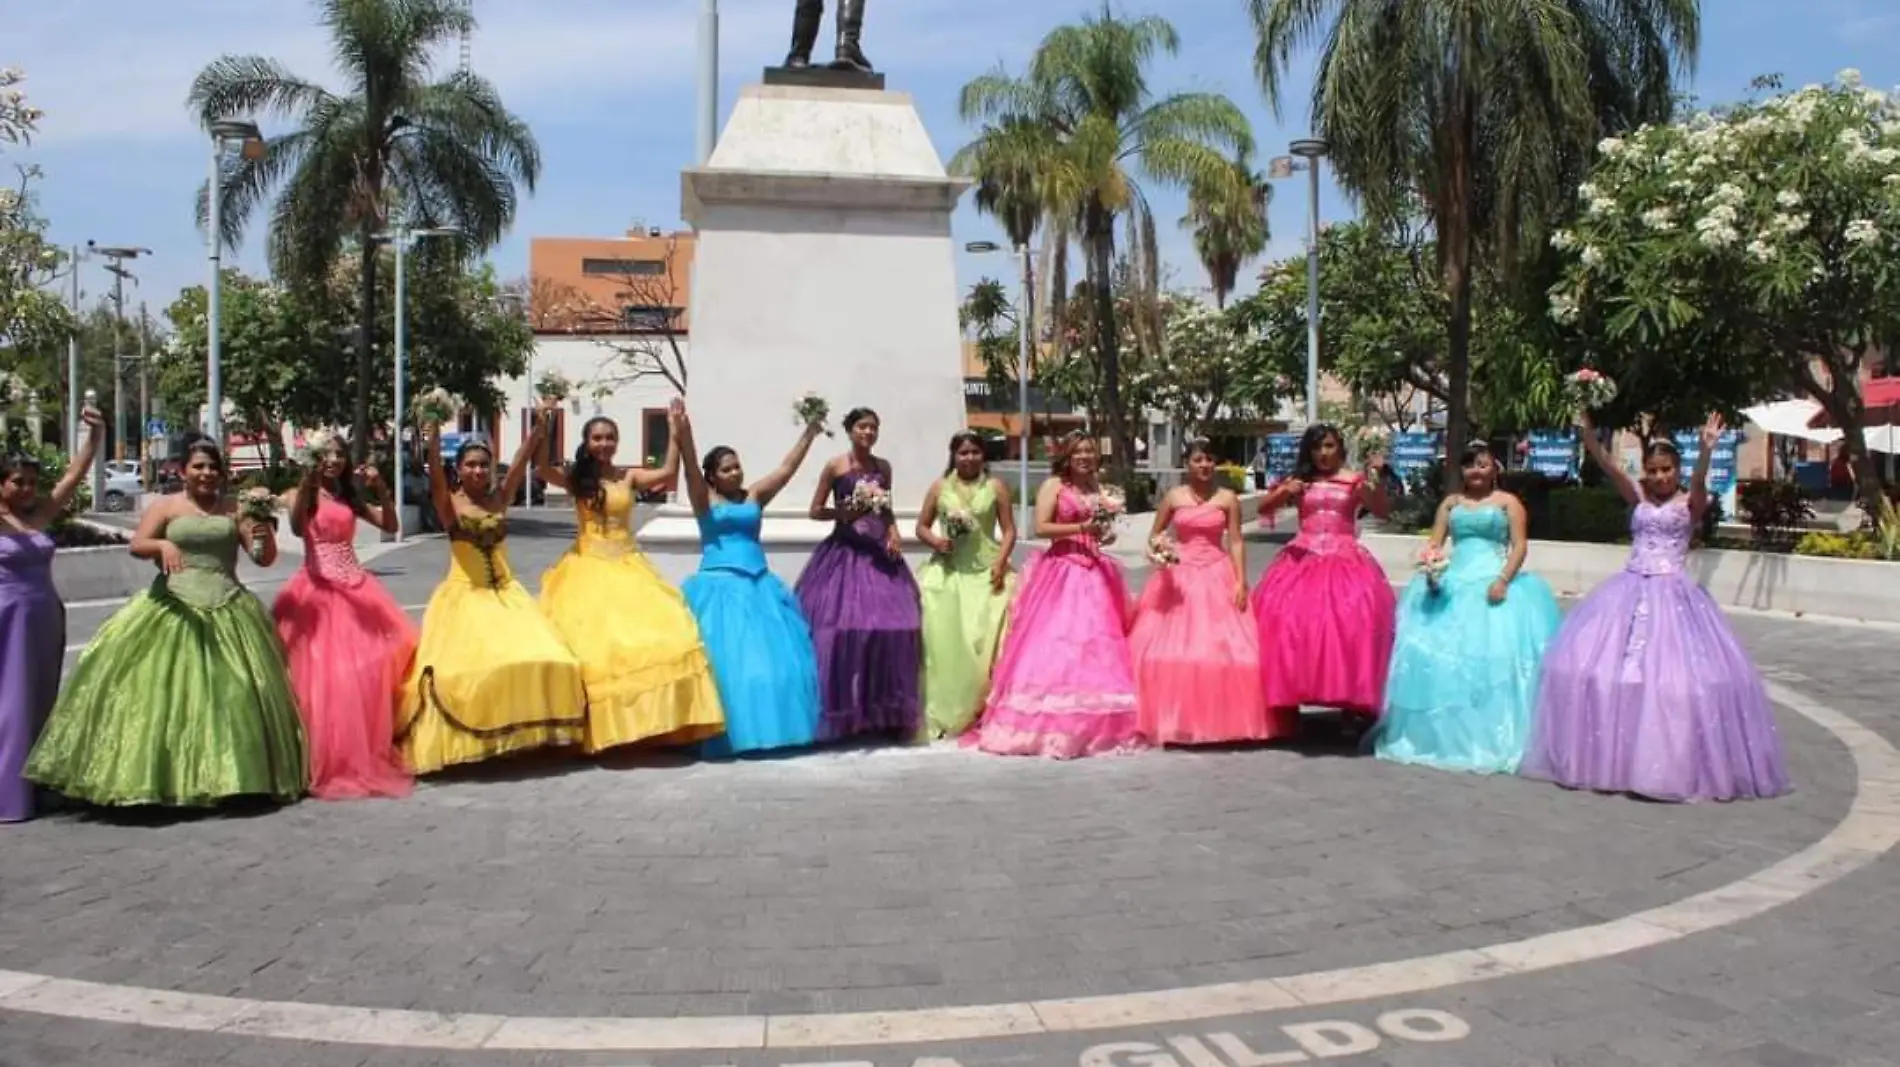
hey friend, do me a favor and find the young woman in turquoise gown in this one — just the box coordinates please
[678,407,827,755]
[1374,442,1561,774]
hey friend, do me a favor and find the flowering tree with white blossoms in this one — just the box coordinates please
[0,68,70,361]
[1138,294,1283,436]
[1548,71,1900,512]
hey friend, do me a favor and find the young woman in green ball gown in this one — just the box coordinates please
[27,438,307,808]
[913,431,1016,739]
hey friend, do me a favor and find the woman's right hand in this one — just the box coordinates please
[156,541,185,574]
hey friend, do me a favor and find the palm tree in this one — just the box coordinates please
[1183,150,1271,308]
[1250,0,1697,485]
[189,0,541,462]
[959,7,1253,479]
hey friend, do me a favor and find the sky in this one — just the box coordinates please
[13,0,1900,323]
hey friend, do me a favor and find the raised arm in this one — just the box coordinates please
[353,462,399,535]
[1688,413,1723,519]
[289,462,321,540]
[676,409,711,517]
[752,422,825,508]
[35,408,103,524]
[629,398,685,493]
[1577,410,1638,505]
[496,416,549,514]
[424,423,456,530]
[532,402,567,489]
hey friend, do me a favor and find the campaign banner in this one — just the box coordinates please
[1265,433,1299,479]
[1389,432,1441,482]
[1525,430,1579,480]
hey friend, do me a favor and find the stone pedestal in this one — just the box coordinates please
[639,82,971,547]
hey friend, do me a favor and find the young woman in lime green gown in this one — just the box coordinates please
[27,438,307,808]
[913,432,1016,739]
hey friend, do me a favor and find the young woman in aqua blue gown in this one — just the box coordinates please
[1373,442,1561,774]
[676,406,826,755]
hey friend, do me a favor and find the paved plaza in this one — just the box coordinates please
[4,515,1899,1067]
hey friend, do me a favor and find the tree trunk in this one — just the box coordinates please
[1438,92,1477,493]
[1086,204,1135,484]
[353,233,378,465]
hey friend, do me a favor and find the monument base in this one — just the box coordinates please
[762,65,886,91]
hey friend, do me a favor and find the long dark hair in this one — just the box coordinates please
[701,445,743,501]
[944,430,986,475]
[1291,424,1344,482]
[1050,430,1093,478]
[570,416,617,512]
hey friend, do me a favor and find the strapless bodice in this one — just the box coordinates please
[697,499,769,576]
[1290,478,1363,555]
[0,530,56,595]
[1446,503,1510,579]
[1169,502,1229,566]
[302,494,366,586]
[575,480,639,560]
[161,514,245,609]
[1625,495,1693,576]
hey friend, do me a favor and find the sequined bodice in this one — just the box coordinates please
[1169,502,1229,566]
[697,498,769,577]
[1290,478,1363,555]
[0,530,56,596]
[938,476,1002,572]
[574,480,638,560]
[833,468,892,546]
[1625,495,1693,576]
[162,514,244,609]
[1446,503,1510,580]
[302,493,366,586]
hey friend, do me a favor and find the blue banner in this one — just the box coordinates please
[1526,430,1579,480]
[1389,432,1441,482]
[1265,433,1299,479]
[1670,429,1745,493]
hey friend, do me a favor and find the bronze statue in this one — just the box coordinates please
[784,0,873,74]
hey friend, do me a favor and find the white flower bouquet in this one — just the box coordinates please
[793,392,833,436]
[412,387,459,426]
[1565,368,1618,410]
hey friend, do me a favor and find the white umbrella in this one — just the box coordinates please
[1743,399,1844,444]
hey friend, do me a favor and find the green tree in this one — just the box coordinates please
[1251,0,1698,485]
[188,0,541,462]
[958,7,1253,479]
[1182,150,1270,308]
[1549,71,1900,513]
[0,69,72,369]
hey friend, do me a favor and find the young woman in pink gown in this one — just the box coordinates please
[1129,438,1276,744]
[271,437,417,800]
[1250,424,1395,738]
[966,433,1144,759]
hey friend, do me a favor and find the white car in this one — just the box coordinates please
[100,471,143,513]
[103,460,142,481]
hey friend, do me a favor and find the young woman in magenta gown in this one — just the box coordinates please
[1523,412,1789,802]
[0,408,101,822]
[914,431,1016,740]
[396,420,588,774]
[1128,437,1274,745]
[271,436,416,800]
[28,438,307,808]
[536,399,725,752]
[1374,442,1561,774]
[1250,424,1395,739]
[966,432,1143,759]
[676,406,826,755]
[796,407,923,741]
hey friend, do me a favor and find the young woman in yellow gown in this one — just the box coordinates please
[535,398,725,753]
[395,418,589,774]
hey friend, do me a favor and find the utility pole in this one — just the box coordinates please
[138,302,151,488]
[92,245,150,508]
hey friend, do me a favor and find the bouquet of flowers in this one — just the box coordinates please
[296,428,338,466]
[412,387,460,427]
[941,507,977,539]
[534,370,572,401]
[1146,532,1180,567]
[1415,545,1450,591]
[793,392,834,436]
[237,486,280,527]
[849,479,891,516]
[1565,368,1618,410]
[1091,484,1126,530]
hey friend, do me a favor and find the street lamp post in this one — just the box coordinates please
[205,119,266,446]
[965,240,1035,535]
[372,220,462,542]
[1270,138,1331,426]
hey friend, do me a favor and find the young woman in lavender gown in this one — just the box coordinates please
[796,407,923,741]
[1523,412,1790,802]
[0,409,101,822]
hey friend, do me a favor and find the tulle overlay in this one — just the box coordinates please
[26,516,307,807]
[917,476,1015,739]
[1,532,66,821]
[397,531,588,774]
[1250,478,1395,714]
[967,486,1144,759]
[687,500,821,755]
[1129,503,1281,744]
[795,470,923,740]
[1524,497,1789,801]
[1376,504,1561,774]
[272,495,416,799]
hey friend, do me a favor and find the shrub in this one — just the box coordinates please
[1793,531,1878,559]
[1547,485,1628,543]
[1384,467,1444,533]
[1214,463,1249,493]
[1736,479,1814,548]
[1498,469,1565,539]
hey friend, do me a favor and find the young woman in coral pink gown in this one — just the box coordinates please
[1250,424,1395,738]
[1129,438,1276,744]
[966,433,1143,759]
[272,435,417,800]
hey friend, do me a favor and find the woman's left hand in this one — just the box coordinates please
[1233,581,1249,611]
[884,529,903,560]
[356,464,384,496]
[1487,578,1509,604]
[990,559,1009,592]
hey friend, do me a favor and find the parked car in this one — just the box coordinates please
[104,460,142,482]
[100,471,143,513]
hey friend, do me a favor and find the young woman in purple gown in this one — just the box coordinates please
[796,407,923,741]
[1523,411,1790,802]
[0,410,102,823]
